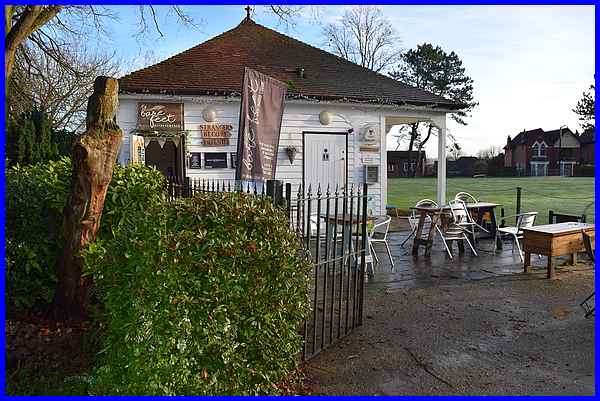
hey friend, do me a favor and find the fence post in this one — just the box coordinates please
[515,186,522,225]
[358,183,368,326]
[266,179,284,207]
[285,183,292,222]
[186,177,191,197]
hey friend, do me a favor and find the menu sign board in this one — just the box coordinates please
[137,103,184,131]
[201,124,232,146]
[204,152,228,169]
[188,152,202,169]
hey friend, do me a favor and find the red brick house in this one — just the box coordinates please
[579,127,595,166]
[504,127,580,176]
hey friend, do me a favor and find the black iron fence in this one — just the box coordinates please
[167,176,369,361]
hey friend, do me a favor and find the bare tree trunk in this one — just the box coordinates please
[54,76,122,319]
[413,124,434,177]
[406,123,418,177]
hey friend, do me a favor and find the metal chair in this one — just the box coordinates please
[401,199,438,247]
[448,199,485,242]
[368,216,394,267]
[435,211,478,258]
[455,191,478,204]
[495,212,538,262]
[580,229,594,318]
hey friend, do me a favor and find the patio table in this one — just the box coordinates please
[521,222,595,279]
[410,202,501,256]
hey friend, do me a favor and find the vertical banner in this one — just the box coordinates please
[236,67,287,182]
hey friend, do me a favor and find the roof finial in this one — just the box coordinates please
[245,5,252,21]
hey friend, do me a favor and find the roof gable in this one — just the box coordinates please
[119,19,461,109]
[505,127,578,148]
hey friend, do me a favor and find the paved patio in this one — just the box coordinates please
[304,220,595,395]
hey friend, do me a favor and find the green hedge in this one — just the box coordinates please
[5,158,166,315]
[84,193,311,395]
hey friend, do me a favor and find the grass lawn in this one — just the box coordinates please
[387,176,595,225]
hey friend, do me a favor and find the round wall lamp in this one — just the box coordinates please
[202,106,217,122]
[319,110,332,126]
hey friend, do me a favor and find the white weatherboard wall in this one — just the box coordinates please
[117,95,401,216]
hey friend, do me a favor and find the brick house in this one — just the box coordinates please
[504,127,580,176]
[387,150,426,177]
[579,127,595,166]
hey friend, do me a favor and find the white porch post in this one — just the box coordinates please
[436,116,447,205]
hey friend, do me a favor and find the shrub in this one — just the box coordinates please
[5,158,166,315]
[84,193,311,395]
[5,157,71,314]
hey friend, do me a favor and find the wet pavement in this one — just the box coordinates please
[304,222,595,395]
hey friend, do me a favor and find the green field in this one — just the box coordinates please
[387,177,595,225]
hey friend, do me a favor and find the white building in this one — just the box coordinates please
[117,16,463,214]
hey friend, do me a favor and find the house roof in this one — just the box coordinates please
[580,127,595,144]
[119,18,462,110]
[504,127,576,149]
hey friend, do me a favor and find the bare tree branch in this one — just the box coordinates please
[321,6,401,73]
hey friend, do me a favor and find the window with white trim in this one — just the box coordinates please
[532,141,547,157]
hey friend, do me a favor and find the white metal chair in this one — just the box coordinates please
[401,199,439,247]
[435,213,478,258]
[495,212,538,262]
[368,216,394,267]
[448,199,481,241]
[455,192,478,204]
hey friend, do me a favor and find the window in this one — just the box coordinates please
[230,153,237,169]
[532,141,547,157]
[204,152,228,169]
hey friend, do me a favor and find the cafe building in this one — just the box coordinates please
[117,16,462,215]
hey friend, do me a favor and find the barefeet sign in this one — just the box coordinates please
[137,103,184,131]
[235,68,287,181]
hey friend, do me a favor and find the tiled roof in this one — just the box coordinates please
[505,127,576,149]
[119,18,462,109]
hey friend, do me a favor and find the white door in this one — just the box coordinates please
[304,133,347,193]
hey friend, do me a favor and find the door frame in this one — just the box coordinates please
[302,131,349,194]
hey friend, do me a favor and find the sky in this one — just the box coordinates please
[84,5,595,158]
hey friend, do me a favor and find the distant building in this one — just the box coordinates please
[579,127,595,166]
[448,156,478,177]
[504,127,580,176]
[431,156,479,177]
[387,150,426,177]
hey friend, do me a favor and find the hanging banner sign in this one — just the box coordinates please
[235,67,287,181]
[137,103,184,131]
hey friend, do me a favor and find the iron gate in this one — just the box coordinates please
[167,177,369,360]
